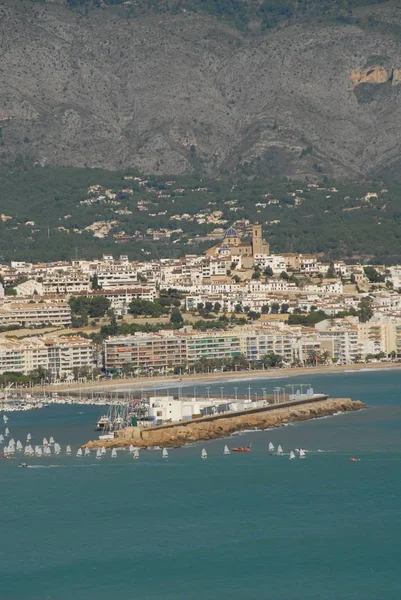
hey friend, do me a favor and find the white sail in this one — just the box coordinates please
[84,448,90,456]
[43,437,48,447]
[133,448,139,460]
[201,448,207,459]
[24,445,30,455]
[223,445,230,455]
[16,440,23,451]
[54,443,61,454]
[289,451,296,460]
[111,448,117,458]
[3,415,8,423]
[96,448,102,459]
[0,434,3,443]
[9,438,15,446]
[66,445,72,455]
[76,448,83,457]
[101,446,106,455]
[129,444,135,453]
[44,446,51,455]
[277,445,283,455]
[49,436,55,445]
[268,442,275,452]
[299,449,306,459]
[162,448,168,458]
[5,427,9,436]
[26,433,32,441]
[36,447,43,457]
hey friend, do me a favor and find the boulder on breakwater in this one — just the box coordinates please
[84,397,365,450]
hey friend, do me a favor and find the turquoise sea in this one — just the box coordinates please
[2,370,401,600]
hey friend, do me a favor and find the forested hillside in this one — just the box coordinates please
[0,164,400,264]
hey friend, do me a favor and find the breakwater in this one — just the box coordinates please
[84,396,365,449]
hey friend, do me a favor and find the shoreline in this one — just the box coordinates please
[44,361,401,394]
[84,397,366,449]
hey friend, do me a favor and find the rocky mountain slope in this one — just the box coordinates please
[1,0,401,178]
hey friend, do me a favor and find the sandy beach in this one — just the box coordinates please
[46,361,401,394]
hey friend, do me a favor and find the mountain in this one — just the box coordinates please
[1,0,401,179]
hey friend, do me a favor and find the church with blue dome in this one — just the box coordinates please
[205,224,269,268]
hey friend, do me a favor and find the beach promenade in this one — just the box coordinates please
[39,361,401,395]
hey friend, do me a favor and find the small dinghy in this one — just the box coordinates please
[299,449,306,459]
[66,445,72,455]
[76,448,83,458]
[162,448,168,459]
[84,448,91,456]
[276,445,283,456]
[133,448,139,460]
[96,448,102,459]
[201,448,207,460]
[111,448,117,458]
[289,451,296,460]
[223,445,230,455]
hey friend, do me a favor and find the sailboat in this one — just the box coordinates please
[3,415,8,423]
[276,445,283,456]
[26,433,32,442]
[36,447,43,457]
[133,448,139,460]
[129,444,135,453]
[54,443,61,455]
[4,427,9,437]
[101,446,106,455]
[162,448,168,459]
[0,434,3,443]
[44,446,51,456]
[84,448,91,456]
[268,442,275,453]
[111,448,117,458]
[96,448,102,459]
[66,445,72,455]
[299,448,306,459]
[49,436,55,445]
[289,451,296,460]
[24,445,30,455]
[16,440,23,451]
[76,448,83,457]
[43,437,48,447]
[28,445,34,456]
[201,448,207,460]
[223,445,230,455]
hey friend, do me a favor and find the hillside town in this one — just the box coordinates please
[0,224,401,383]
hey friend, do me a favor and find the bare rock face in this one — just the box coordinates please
[351,66,392,85]
[3,2,401,178]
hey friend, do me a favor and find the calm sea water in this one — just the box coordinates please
[2,370,401,600]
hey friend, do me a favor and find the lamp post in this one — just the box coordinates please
[194,386,196,400]
[247,385,252,401]
[206,386,210,401]
[262,387,266,401]
[234,387,238,401]
[220,386,224,401]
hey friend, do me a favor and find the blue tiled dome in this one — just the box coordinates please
[224,226,239,239]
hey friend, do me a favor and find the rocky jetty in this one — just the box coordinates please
[84,398,365,450]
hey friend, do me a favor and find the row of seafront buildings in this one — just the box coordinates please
[0,319,399,381]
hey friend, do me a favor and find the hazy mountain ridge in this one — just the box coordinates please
[1,0,401,178]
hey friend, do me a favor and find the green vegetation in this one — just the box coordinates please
[69,296,111,327]
[1,163,401,263]
[62,0,387,31]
